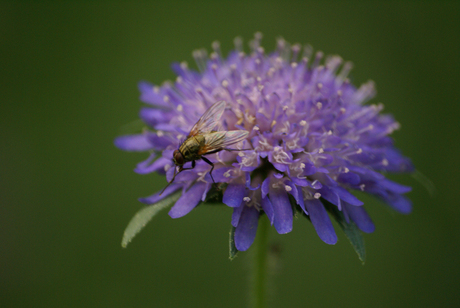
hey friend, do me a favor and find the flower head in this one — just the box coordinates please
[116,34,413,255]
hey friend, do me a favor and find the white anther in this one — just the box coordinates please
[328,130,333,135]
[283,106,288,111]
[356,148,362,154]
[300,163,305,168]
[153,86,160,93]
[163,95,170,103]
[223,170,231,178]
[258,85,264,91]
[222,80,228,88]
[243,197,251,202]
[382,158,389,166]
[157,130,164,137]
[314,192,321,199]
[253,126,259,131]
[180,61,188,69]
[291,62,298,68]
[343,167,349,173]
[238,152,245,157]
[285,185,292,192]
[176,104,183,112]
[164,164,171,172]
[318,148,324,154]
[359,184,366,191]
[316,102,322,109]
[300,120,307,126]
[337,90,342,96]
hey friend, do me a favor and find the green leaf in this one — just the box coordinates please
[121,191,181,248]
[229,225,239,260]
[327,203,366,263]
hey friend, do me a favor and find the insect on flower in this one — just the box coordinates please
[160,100,249,194]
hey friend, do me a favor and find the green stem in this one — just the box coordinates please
[251,215,270,308]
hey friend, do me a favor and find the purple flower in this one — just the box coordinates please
[116,34,413,257]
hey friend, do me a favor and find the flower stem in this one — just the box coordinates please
[251,215,270,308]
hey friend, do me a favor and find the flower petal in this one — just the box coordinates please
[234,206,259,251]
[305,199,337,244]
[332,186,363,206]
[223,184,246,208]
[138,183,181,205]
[138,81,170,107]
[231,203,244,227]
[343,202,375,233]
[168,183,207,218]
[261,196,274,225]
[269,186,293,234]
[114,134,153,152]
[383,193,412,214]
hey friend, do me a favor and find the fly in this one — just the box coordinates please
[160,100,249,194]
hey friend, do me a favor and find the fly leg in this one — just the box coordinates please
[159,161,196,196]
[201,156,219,190]
[181,160,196,171]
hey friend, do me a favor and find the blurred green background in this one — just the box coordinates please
[1,1,459,307]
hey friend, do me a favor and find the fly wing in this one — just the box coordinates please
[198,130,249,155]
[188,101,226,137]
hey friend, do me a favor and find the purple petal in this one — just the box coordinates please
[319,185,341,209]
[223,184,246,208]
[234,206,259,251]
[261,197,274,225]
[337,172,361,185]
[138,81,169,107]
[343,202,375,233]
[332,186,364,206]
[139,107,172,127]
[134,153,156,172]
[114,134,153,152]
[384,193,412,214]
[147,133,175,150]
[201,183,212,201]
[287,183,306,213]
[304,199,337,245]
[138,183,181,205]
[269,186,293,234]
[135,156,170,174]
[168,183,207,218]
[379,179,412,194]
[261,177,270,199]
[231,204,244,227]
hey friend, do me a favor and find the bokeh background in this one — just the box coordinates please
[2,1,459,307]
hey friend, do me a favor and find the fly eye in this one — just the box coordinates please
[173,150,184,165]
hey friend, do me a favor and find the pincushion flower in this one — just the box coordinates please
[115,34,413,258]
